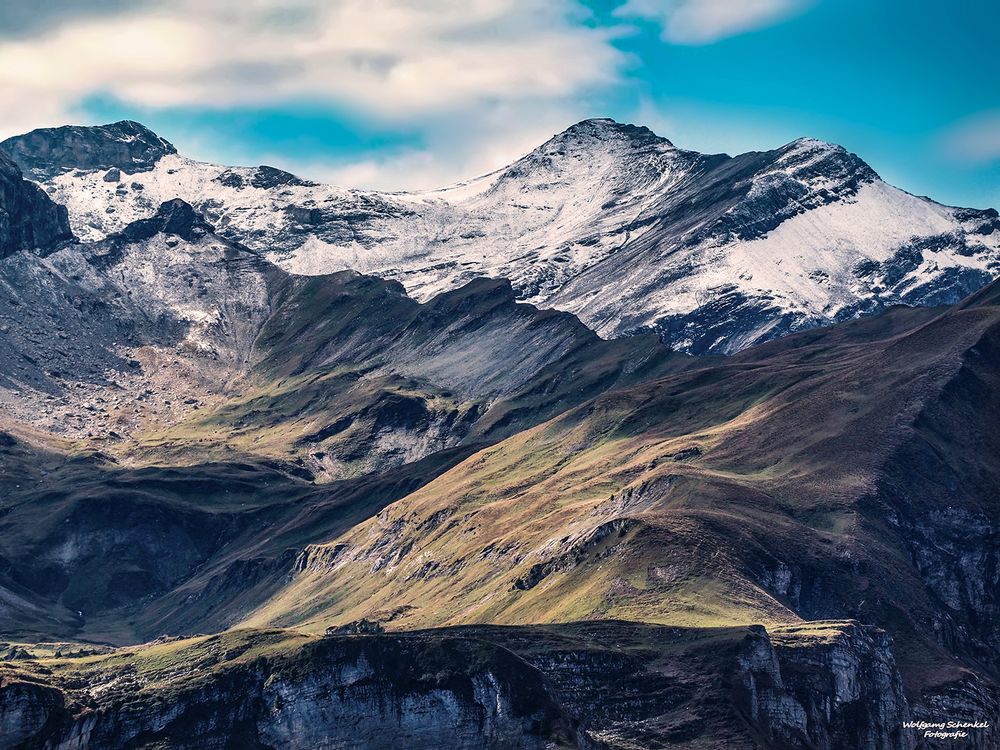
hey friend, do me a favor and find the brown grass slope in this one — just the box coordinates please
[1,241,693,643]
[242,285,1000,700]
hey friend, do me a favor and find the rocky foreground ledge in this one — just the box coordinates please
[3,620,990,750]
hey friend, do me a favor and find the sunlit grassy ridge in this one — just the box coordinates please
[0,272,688,644]
[239,375,806,632]
[236,292,1000,697]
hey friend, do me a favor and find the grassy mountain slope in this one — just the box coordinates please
[3,199,998,747]
[241,284,1000,707]
[1,203,699,645]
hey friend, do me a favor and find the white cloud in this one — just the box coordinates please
[314,150,451,192]
[263,101,590,191]
[0,0,629,190]
[0,0,623,137]
[942,111,1000,164]
[616,0,807,44]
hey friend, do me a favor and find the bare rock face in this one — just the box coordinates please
[256,639,577,750]
[0,151,73,259]
[0,120,176,180]
[0,635,583,750]
[0,197,274,443]
[735,624,914,750]
[0,678,64,748]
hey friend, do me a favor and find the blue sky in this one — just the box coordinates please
[1,0,997,206]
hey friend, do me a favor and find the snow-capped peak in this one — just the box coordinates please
[541,117,675,149]
[4,118,999,354]
[769,136,879,183]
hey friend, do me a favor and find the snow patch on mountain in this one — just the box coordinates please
[0,208,272,439]
[15,118,1000,353]
[696,181,981,315]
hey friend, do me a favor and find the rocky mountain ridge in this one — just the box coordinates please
[1,120,176,181]
[4,118,998,353]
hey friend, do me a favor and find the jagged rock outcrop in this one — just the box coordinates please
[119,197,216,243]
[735,624,914,750]
[1,120,176,180]
[0,151,72,259]
[0,634,584,750]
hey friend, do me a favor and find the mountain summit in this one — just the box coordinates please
[1,119,177,180]
[538,116,674,149]
[4,117,998,353]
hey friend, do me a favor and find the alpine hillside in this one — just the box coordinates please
[1,117,998,750]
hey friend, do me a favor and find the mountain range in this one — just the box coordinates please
[4,118,998,353]
[0,119,998,749]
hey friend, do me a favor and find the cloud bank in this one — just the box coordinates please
[942,111,1000,164]
[616,0,807,44]
[0,0,635,187]
[0,1,620,133]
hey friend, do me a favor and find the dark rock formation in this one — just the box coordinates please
[0,151,73,258]
[1,120,176,179]
[118,198,216,243]
[0,634,583,750]
[215,165,317,190]
[325,618,386,635]
[735,624,914,750]
[251,165,316,189]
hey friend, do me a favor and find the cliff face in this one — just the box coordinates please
[255,645,575,750]
[0,151,72,259]
[875,320,1000,673]
[0,633,583,750]
[0,678,64,748]
[735,624,914,750]
[0,622,949,750]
